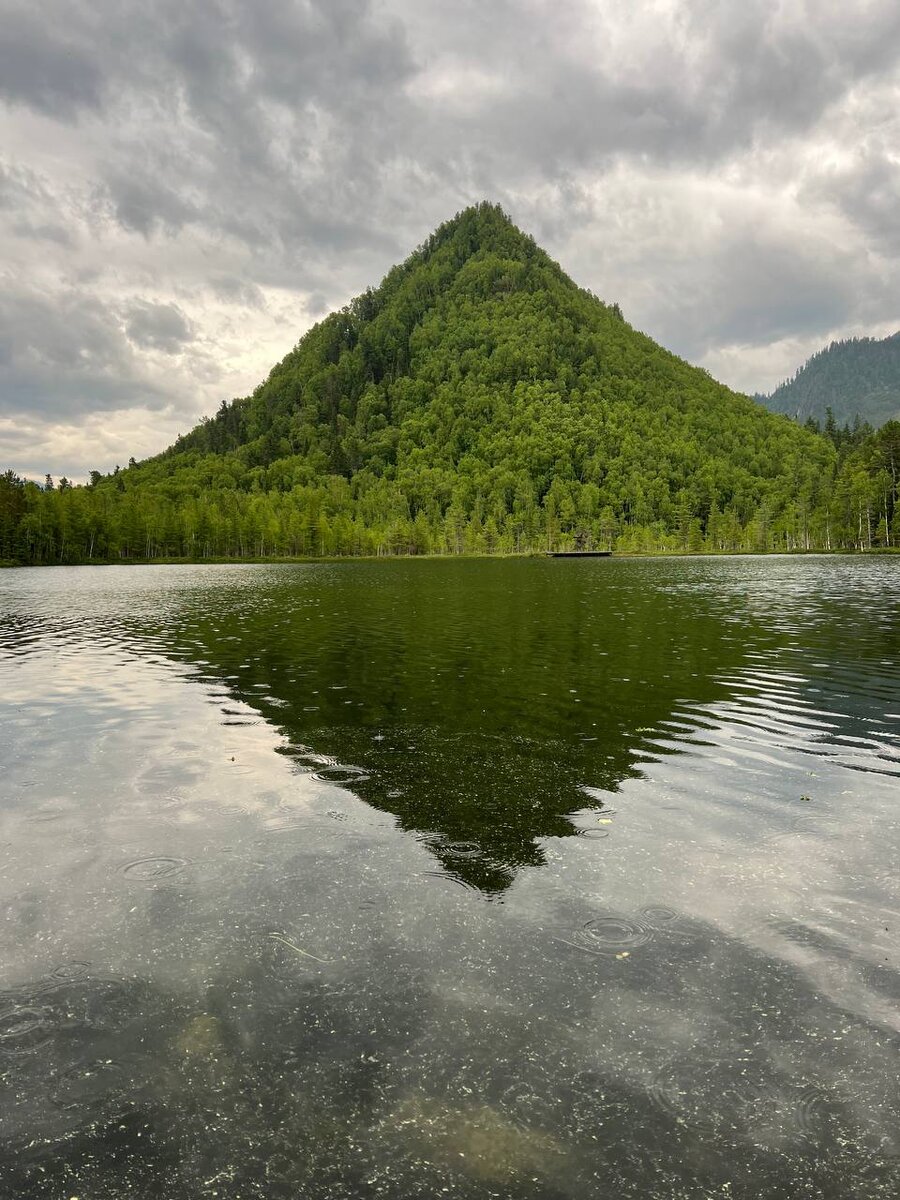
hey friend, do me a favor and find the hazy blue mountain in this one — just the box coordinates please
[760,333,900,429]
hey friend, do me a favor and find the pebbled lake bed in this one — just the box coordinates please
[1,556,898,1198]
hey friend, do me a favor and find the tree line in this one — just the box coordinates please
[2,417,897,564]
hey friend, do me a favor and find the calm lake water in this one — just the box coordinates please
[1,557,898,1198]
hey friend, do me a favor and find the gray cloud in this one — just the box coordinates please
[0,160,81,252]
[209,276,266,309]
[103,171,202,239]
[0,283,166,418]
[396,0,900,169]
[660,227,863,358]
[10,219,73,245]
[125,301,195,354]
[0,9,103,117]
[0,160,65,217]
[0,0,899,477]
[805,148,900,255]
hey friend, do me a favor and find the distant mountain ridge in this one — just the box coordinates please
[759,333,900,429]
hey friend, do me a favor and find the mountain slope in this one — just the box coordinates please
[121,202,834,550]
[761,333,900,429]
[6,202,866,562]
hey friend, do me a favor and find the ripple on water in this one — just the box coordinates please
[48,960,91,984]
[777,1083,836,1143]
[562,911,654,957]
[119,856,188,882]
[0,1005,57,1056]
[649,1056,835,1146]
[311,765,370,784]
[260,814,308,833]
[277,749,362,779]
[765,811,834,844]
[83,979,146,1030]
[420,870,480,894]
[649,1057,742,1138]
[500,1080,557,1132]
[442,841,482,860]
[638,905,679,927]
[25,806,70,825]
[51,1059,127,1112]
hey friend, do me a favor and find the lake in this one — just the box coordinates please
[1,556,898,1198]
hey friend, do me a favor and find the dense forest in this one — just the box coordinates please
[760,332,900,429]
[2,204,899,564]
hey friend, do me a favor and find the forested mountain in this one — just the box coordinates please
[760,333,900,428]
[2,203,899,562]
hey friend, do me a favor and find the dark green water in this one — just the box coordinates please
[0,557,898,1198]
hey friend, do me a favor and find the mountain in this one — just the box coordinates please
[110,203,834,552]
[10,201,899,563]
[760,333,900,429]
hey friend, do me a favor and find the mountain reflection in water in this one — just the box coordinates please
[0,557,898,1199]
[124,557,770,892]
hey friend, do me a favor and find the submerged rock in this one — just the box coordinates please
[378,1094,569,1185]
[175,1013,225,1060]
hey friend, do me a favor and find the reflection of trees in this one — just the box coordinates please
[135,562,767,893]
[128,559,768,892]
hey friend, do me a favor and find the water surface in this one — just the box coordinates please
[1,557,898,1197]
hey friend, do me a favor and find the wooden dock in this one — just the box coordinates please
[547,550,612,558]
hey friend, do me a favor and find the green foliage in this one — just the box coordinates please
[4,203,895,563]
[762,332,900,429]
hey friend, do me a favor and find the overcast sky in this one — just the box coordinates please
[2,0,898,479]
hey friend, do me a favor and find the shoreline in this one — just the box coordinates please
[3,547,899,568]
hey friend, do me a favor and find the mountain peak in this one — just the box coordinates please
[395,201,544,282]
[424,200,527,247]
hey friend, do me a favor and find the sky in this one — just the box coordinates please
[1,0,899,480]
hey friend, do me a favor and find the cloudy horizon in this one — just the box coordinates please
[2,0,899,480]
